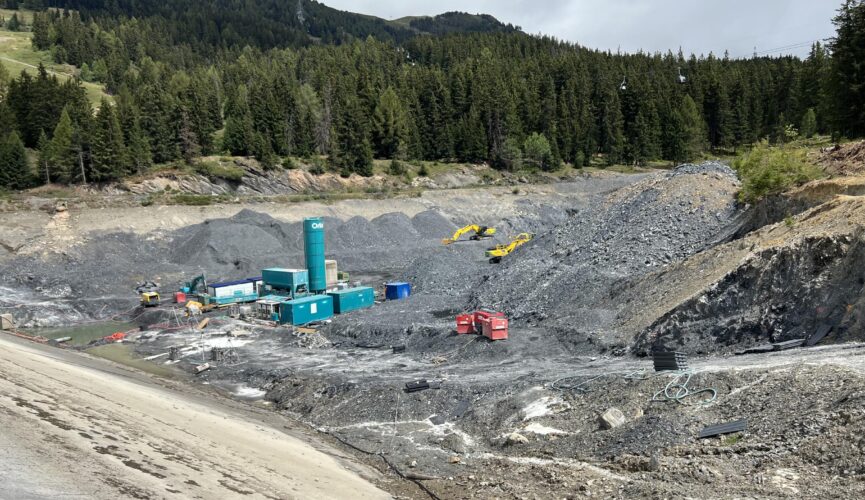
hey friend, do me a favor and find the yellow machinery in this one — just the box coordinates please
[140,291,160,307]
[442,224,497,245]
[485,233,534,263]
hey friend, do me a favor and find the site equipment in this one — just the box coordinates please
[442,224,497,245]
[203,277,262,305]
[456,314,475,334]
[456,310,509,341]
[486,233,535,263]
[279,295,334,326]
[327,287,375,314]
[140,291,160,307]
[174,291,187,304]
[304,217,327,293]
[181,274,207,295]
[386,282,411,300]
[262,268,309,298]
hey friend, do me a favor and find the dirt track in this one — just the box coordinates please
[0,334,389,500]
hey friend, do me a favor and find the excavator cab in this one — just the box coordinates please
[442,224,497,245]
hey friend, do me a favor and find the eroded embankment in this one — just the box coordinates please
[631,194,865,354]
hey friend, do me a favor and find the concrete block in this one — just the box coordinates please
[599,407,626,429]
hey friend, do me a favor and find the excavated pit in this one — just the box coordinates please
[4,162,865,498]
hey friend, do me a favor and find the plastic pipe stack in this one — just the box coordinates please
[304,217,327,293]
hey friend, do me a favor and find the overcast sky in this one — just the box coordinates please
[322,0,838,58]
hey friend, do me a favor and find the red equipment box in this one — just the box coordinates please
[175,291,187,304]
[480,316,509,340]
[455,313,475,334]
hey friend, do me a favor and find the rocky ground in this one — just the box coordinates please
[3,160,865,498]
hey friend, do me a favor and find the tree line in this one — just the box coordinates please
[1,0,864,189]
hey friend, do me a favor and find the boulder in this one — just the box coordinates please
[599,407,627,429]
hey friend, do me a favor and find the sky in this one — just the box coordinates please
[322,0,839,58]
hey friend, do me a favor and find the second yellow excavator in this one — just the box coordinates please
[442,224,497,245]
[486,233,534,263]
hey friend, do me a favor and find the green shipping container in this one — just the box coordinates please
[327,287,375,314]
[279,295,333,325]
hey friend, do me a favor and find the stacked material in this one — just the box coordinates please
[653,351,689,372]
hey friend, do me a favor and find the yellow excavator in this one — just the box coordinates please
[486,233,534,263]
[442,224,497,245]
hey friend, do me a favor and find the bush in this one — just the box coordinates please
[310,164,326,175]
[733,141,823,203]
[388,159,406,176]
[283,157,297,169]
[418,164,429,177]
[194,161,245,182]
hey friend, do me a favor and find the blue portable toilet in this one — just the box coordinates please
[385,282,411,300]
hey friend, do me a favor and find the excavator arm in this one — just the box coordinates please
[486,233,534,262]
[442,224,496,245]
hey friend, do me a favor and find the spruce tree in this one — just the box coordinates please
[335,96,373,176]
[0,131,31,190]
[126,117,152,174]
[670,95,706,163]
[800,108,817,138]
[91,99,128,180]
[49,107,78,184]
[829,0,865,137]
[37,130,51,184]
[372,87,409,159]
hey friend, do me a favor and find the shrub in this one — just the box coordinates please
[283,157,297,169]
[194,161,245,182]
[733,141,823,203]
[418,164,429,177]
[389,159,406,176]
[310,164,326,175]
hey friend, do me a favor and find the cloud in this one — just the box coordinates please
[321,0,838,58]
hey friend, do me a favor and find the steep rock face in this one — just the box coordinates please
[630,195,865,354]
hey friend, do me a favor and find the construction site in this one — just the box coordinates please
[3,152,865,499]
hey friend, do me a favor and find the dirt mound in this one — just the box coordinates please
[819,140,865,176]
[465,162,744,344]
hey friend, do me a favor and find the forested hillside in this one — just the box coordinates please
[0,0,863,190]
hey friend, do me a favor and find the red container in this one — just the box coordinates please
[474,310,504,325]
[456,314,475,334]
[481,317,509,341]
[174,291,187,304]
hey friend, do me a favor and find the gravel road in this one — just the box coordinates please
[0,334,390,500]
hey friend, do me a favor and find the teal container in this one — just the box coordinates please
[304,217,327,292]
[279,295,333,325]
[328,287,375,314]
[262,268,308,296]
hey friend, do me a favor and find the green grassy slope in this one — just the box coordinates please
[0,12,111,107]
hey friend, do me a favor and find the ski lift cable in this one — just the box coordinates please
[751,38,828,56]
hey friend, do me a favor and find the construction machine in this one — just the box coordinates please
[181,274,207,295]
[442,224,497,245]
[140,291,161,307]
[486,233,534,263]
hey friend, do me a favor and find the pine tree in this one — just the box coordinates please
[126,117,152,174]
[37,130,51,184]
[91,99,128,180]
[49,107,78,184]
[828,0,865,137]
[800,108,817,138]
[31,11,52,50]
[599,89,625,165]
[0,131,31,190]
[0,61,9,101]
[670,95,706,163]
[372,87,409,159]
[335,96,373,176]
